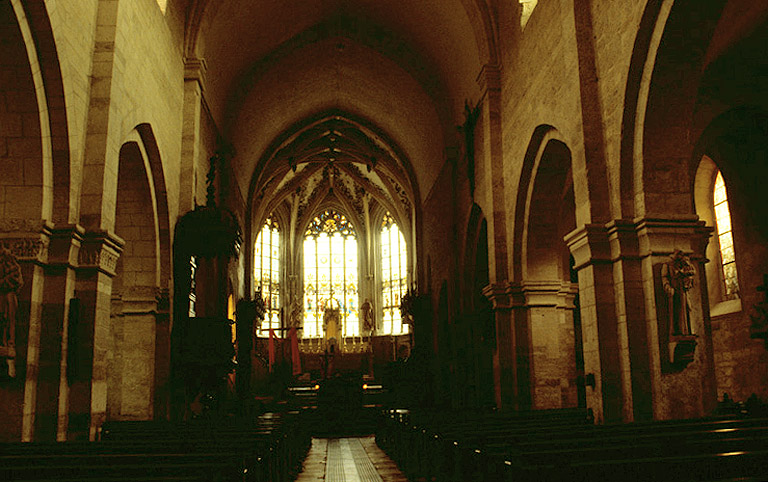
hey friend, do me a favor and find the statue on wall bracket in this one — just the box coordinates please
[0,245,22,378]
[361,298,374,335]
[660,250,698,368]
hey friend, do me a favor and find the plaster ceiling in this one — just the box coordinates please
[184,0,496,211]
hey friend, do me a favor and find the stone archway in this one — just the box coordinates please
[0,0,68,442]
[516,138,579,410]
[108,136,164,422]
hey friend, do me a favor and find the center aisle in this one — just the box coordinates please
[296,436,408,482]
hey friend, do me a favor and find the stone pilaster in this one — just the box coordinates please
[566,223,628,422]
[606,219,650,421]
[29,224,84,441]
[69,230,123,440]
[180,57,207,213]
[482,283,515,409]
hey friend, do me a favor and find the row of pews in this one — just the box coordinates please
[376,407,768,482]
[0,412,311,482]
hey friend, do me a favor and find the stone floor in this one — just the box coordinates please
[295,436,408,482]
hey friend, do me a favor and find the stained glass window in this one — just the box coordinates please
[714,172,739,298]
[303,209,359,338]
[381,212,409,335]
[520,0,538,28]
[254,217,281,336]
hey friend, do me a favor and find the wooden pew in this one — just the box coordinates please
[377,409,768,482]
[0,412,311,482]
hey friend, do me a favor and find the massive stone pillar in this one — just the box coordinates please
[566,224,628,422]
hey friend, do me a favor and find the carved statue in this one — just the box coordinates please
[0,245,22,377]
[323,300,340,353]
[288,298,303,329]
[661,250,696,336]
[253,286,266,332]
[361,298,374,334]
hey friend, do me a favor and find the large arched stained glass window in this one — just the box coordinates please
[381,212,409,335]
[254,217,281,336]
[303,210,359,338]
[714,171,739,298]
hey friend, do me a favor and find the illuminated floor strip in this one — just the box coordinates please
[326,438,346,482]
[297,436,406,482]
[349,438,384,482]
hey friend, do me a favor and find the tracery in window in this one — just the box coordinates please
[254,217,281,336]
[303,210,359,338]
[714,171,739,298]
[381,212,409,335]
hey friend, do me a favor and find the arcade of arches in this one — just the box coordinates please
[0,0,767,442]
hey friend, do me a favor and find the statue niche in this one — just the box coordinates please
[659,250,698,369]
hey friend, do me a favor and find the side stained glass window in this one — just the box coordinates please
[714,171,739,298]
[254,217,281,336]
[381,212,409,335]
[303,210,359,338]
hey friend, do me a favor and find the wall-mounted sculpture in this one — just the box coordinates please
[660,250,698,368]
[0,245,22,378]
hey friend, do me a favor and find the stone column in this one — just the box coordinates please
[69,230,122,440]
[31,224,83,441]
[607,219,651,421]
[566,224,629,422]
[635,216,715,420]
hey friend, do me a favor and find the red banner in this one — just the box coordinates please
[268,328,275,372]
[290,327,301,375]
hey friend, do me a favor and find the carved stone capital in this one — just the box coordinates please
[564,223,611,271]
[47,224,85,267]
[606,218,640,261]
[78,230,124,276]
[117,285,162,315]
[634,216,713,260]
[482,282,512,310]
[476,63,501,91]
[184,57,207,91]
[507,281,579,309]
